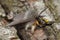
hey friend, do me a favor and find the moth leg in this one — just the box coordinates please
[31,25,36,33]
[25,23,36,33]
[31,20,38,33]
[25,20,37,33]
[25,23,31,31]
[25,20,35,31]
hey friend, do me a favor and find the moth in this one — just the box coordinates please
[6,0,47,33]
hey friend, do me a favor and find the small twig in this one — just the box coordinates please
[0,2,10,15]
